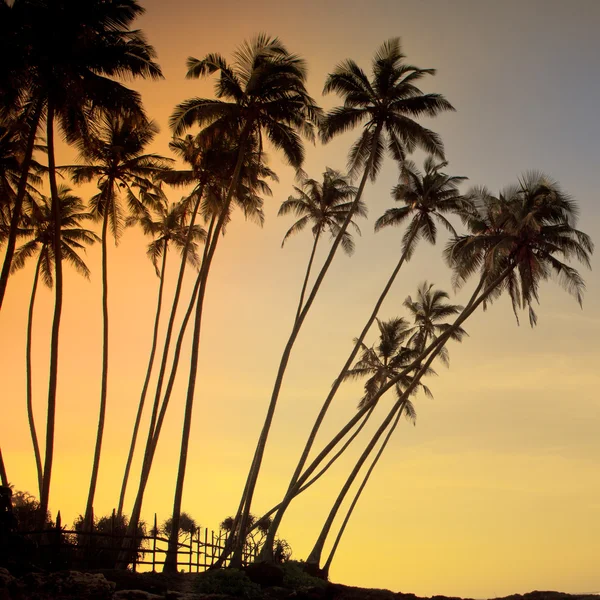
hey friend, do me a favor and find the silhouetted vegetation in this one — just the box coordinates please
[0,0,594,582]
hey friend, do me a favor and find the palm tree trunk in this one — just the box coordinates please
[145,184,205,438]
[0,101,43,310]
[259,267,511,564]
[39,102,63,526]
[122,190,207,529]
[117,240,168,518]
[301,269,514,569]
[116,264,204,568]
[0,446,8,487]
[261,226,418,559]
[230,123,385,568]
[294,231,320,322]
[322,403,404,575]
[26,252,44,496]
[163,138,250,573]
[85,201,111,528]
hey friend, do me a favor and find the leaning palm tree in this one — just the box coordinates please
[119,136,275,570]
[279,168,365,321]
[260,157,466,559]
[319,286,464,574]
[3,0,162,522]
[232,37,454,566]
[160,35,319,571]
[65,113,172,528]
[11,186,99,496]
[280,174,592,572]
[116,200,205,518]
[162,143,274,573]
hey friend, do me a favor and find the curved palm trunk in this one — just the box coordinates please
[145,184,205,438]
[39,102,63,526]
[231,124,384,568]
[85,200,111,528]
[163,142,250,573]
[116,264,204,568]
[117,240,168,518]
[294,231,320,322]
[259,268,510,563]
[322,403,404,575]
[261,226,418,559]
[0,446,9,486]
[116,188,208,565]
[0,101,43,310]
[26,253,44,496]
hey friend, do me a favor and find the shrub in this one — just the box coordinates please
[193,568,262,599]
[281,561,328,589]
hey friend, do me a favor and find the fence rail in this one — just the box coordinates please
[21,509,258,572]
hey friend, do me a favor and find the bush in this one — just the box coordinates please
[281,561,328,589]
[193,568,262,599]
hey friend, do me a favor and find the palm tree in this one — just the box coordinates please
[163,35,319,571]
[116,200,205,518]
[162,143,274,573]
[260,157,466,559]
[232,37,453,566]
[65,113,171,528]
[11,187,99,496]
[279,168,365,321]
[305,314,434,570]
[3,0,162,523]
[0,0,161,312]
[403,281,467,363]
[119,136,274,570]
[320,285,464,574]
[285,174,592,572]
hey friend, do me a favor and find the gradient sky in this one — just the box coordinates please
[2,1,600,597]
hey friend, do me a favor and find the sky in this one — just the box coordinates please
[2,0,600,597]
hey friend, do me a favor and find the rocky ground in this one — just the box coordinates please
[0,566,598,600]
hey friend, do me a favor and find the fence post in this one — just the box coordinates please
[152,514,157,573]
[132,522,137,573]
[196,528,200,572]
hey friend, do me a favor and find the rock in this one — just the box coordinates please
[17,570,115,600]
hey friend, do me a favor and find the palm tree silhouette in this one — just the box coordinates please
[116,200,205,518]
[263,173,592,572]
[2,0,162,522]
[279,168,365,321]
[66,113,172,528]
[167,35,319,570]
[11,186,98,496]
[320,285,463,574]
[260,157,467,559]
[0,0,161,312]
[238,36,453,565]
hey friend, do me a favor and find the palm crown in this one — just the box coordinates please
[12,186,99,284]
[403,281,466,365]
[68,114,173,241]
[129,201,207,276]
[170,34,321,170]
[321,38,454,179]
[446,172,594,326]
[375,157,468,258]
[279,168,366,254]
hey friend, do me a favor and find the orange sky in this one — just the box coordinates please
[2,1,600,597]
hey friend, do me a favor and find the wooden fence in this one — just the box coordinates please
[21,510,258,572]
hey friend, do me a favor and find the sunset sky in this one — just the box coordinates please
[2,0,600,597]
